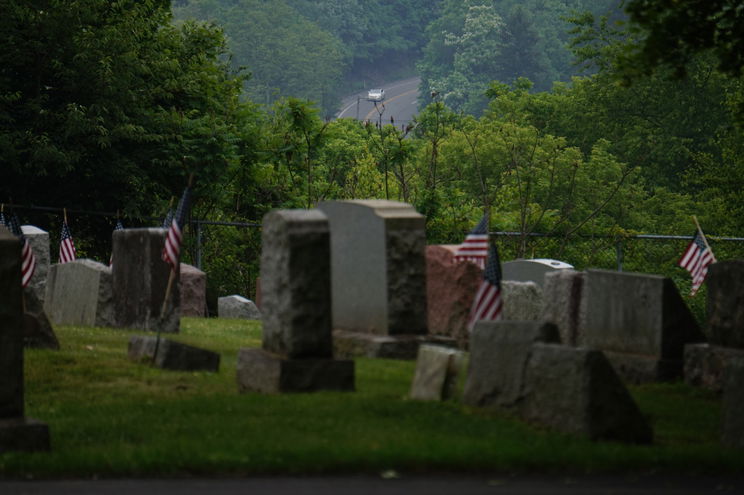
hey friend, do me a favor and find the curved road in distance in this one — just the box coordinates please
[335,77,421,128]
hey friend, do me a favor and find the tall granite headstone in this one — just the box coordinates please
[236,209,354,393]
[541,269,585,346]
[581,269,705,382]
[44,259,114,327]
[112,228,179,333]
[21,225,50,304]
[706,261,744,348]
[179,263,206,317]
[0,226,50,452]
[501,281,543,321]
[721,358,744,449]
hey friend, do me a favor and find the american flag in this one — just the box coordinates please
[109,219,124,266]
[8,213,37,288]
[678,229,716,296]
[466,243,503,331]
[453,214,490,269]
[162,186,191,269]
[59,219,76,263]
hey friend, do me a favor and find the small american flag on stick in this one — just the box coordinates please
[162,185,191,270]
[59,212,76,264]
[109,218,124,266]
[467,243,503,331]
[678,222,716,296]
[454,214,490,269]
[8,213,37,288]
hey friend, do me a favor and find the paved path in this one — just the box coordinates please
[3,474,743,495]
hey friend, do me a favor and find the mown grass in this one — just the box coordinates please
[2,317,743,478]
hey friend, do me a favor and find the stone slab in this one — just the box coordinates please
[180,263,206,317]
[0,417,51,453]
[218,295,261,320]
[721,358,744,449]
[236,348,355,394]
[541,269,585,346]
[260,209,332,358]
[0,226,24,419]
[581,269,704,381]
[44,259,113,327]
[601,350,681,384]
[707,261,744,348]
[426,245,482,349]
[128,336,220,372]
[462,321,560,410]
[21,225,50,304]
[684,343,744,393]
[523,344,653,444]
[333,330,457,360]
[502,259,573,288]
[318,200,427,336]
[23,288,59,350]
[502,281,543,321]
[409,344,465,401]
[112,229,179,333]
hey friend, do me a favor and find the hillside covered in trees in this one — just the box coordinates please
[2,0,743,302]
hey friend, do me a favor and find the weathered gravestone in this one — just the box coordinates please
[541,269,585,346]
[721,358,744,449]
[44,259,114,328]
[426,245,481,349]
[522,343,653,444]
[0,226,50,453]
[236,209,354,393]
[319,200,451,359]
[502,259,573,288]
[706,261,744,348]
[21,225,50,304]
[179,263,206,317]
[218,295,261,320]
[409,344,465,401]
[580,269,705,383]
[684,343,744,392]
[501,281,543,321]
[128,335,220,372]
[112,228,179,333]
[462,320,560,410]
[23,288,59,350]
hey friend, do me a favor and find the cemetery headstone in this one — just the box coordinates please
[128,336,220,372]
[44,259,114,328]
[112,228,179,333]
[706,261,744,348]
[501,281,543,321]
[22,288,59,350]
[684,343,744,392]
[218,295,261,320]
[721,358,744,449]
[179,263,207,317]
[462,320,560,409]
[541,269,585,346]
[501,259,573,288]
[581,269,705,382]
[426,245,482,349]
[236,209,354,393]
[409,344,465,401]
[0,226,50,452]
[21,225,50,304]
[522,343,653,444]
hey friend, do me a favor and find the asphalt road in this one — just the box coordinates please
[335,77,421,129]
[2,474,743,495]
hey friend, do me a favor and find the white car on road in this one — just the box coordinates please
[367,88,385,101]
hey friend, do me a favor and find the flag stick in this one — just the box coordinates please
[692,215,717,262]
[63,208,68,224]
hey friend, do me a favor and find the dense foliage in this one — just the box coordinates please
[3,0,744,301]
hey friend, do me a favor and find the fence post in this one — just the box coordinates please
[616,240,623,272]
[195,220,203,270]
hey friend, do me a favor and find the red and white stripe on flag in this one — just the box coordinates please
[21,238,36,288]
[466,279,503,331]
[59,222,76,264]
[453,234,489,269]
[678,231,715,295]
[162,219,182,268]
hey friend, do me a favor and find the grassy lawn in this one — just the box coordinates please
[2,317,743,478]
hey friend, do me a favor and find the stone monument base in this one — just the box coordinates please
[128,336,220,372]
[333,330,458,360]
[0,417,50,453]
[236,348,354,393]
[602,350,681,384]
